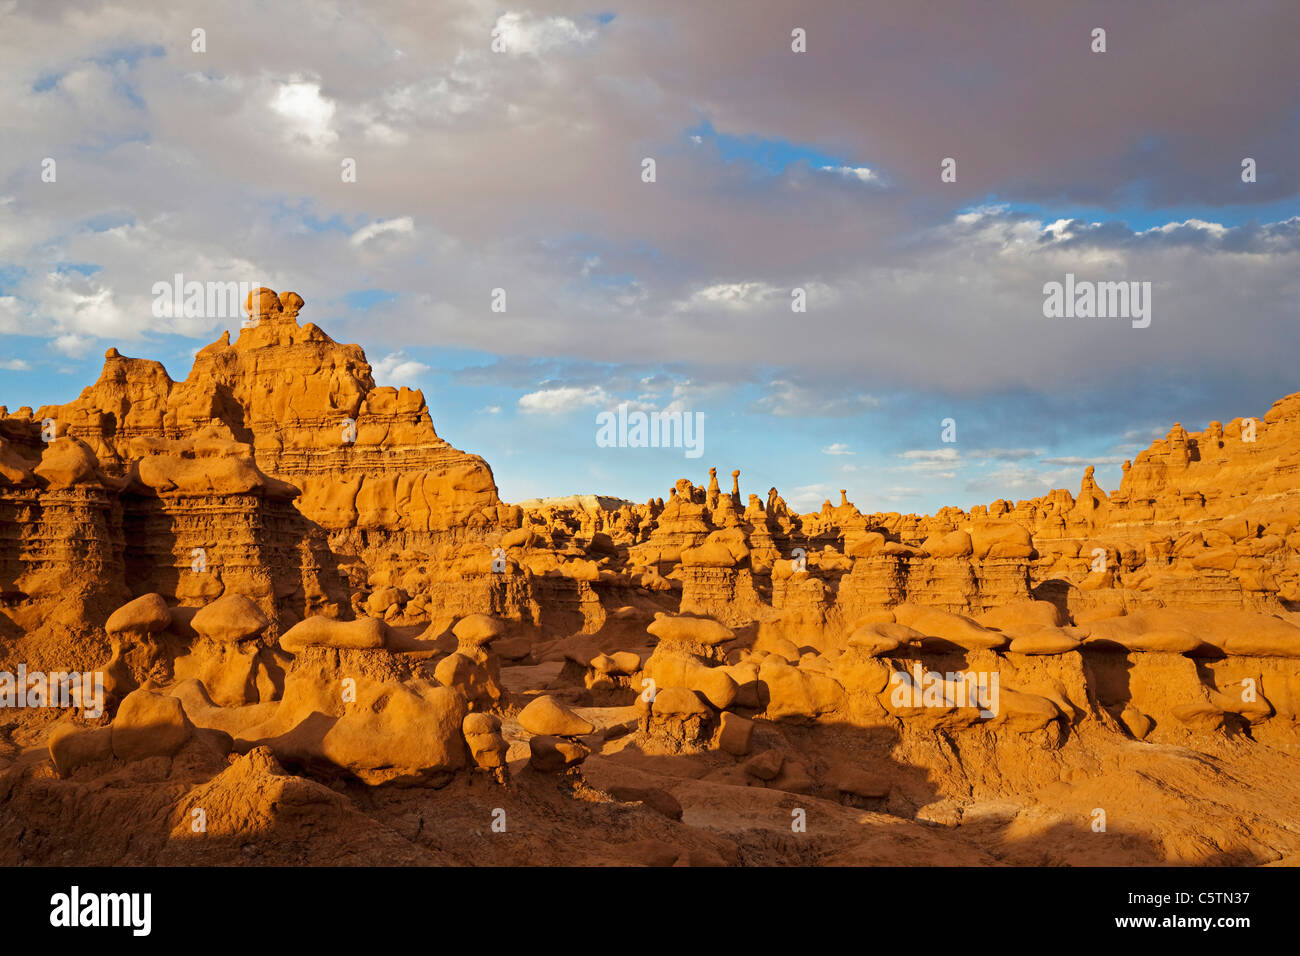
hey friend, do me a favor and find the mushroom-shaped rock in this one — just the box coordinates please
[278,290,305,314]
[893,605,1009,651]
[243,286,282,317]
[681,528,750,568]
[1084,612,1203,653]
[648,614,734,647]
[588,651,643,695]
[280,615,387,653]
[970,521,1034,560]
[651,686,712,718]
[501,527,538,549]
[463,712,501,735]
[609,651,642,674]
[845,532,887,558]
[587,532,616,555]
[191,593,269,643]
[1008,628,1083,655]
[988,689,1061,733]
[33,437,101,490]
[757,659,847,718]
[979,600,1063,633]
[847,622,922,658]
[106,593,172,636]
[921,530,974,558]
[517,694,594,736]
[453,614,506,648]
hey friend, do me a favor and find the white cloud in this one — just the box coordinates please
[0,296,27,334]
[897,447,961,474]
[1143,218,1228,238]
[270,80,338,148]
[0,358,29,370]
[820,165,882,185]
[41,274,133,342]
[370,351,429,386]
[752,380,879,418]
[350,217,415,247]
[898,448,960,462]
[53,333,91,357]
[965,464,1079,496]
[518,384,609,414]
[492,13,597,56]
[822,442,853,455]
[680,281,780,311]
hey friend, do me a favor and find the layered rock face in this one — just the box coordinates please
[0,290,499,634]
[3,293,1300,867]
[42,290,493,506]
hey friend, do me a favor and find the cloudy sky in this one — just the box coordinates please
[1,0,1297,513]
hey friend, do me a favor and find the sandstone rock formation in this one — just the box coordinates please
[5,294,1300,867]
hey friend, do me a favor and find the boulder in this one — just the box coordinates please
[717,711,754,755]
[893,605,1009,651]
[648,614,734,646]
[321,682,467,781]
[280,615,386,653]
[452,614,507,647]
[652,686,712,718]
[106,593,172,636]
[1008,627,1083,655]
[517,695,594,736]
[191,593,269,643]
[529,735,590,773]
[922,530,974,558]
[743,749,784,781]
[462,712,507,772]
[111,688,195,762]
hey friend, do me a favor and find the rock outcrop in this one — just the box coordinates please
[5,292,1300,868]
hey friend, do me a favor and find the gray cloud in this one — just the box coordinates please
[0,0,1296,427]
